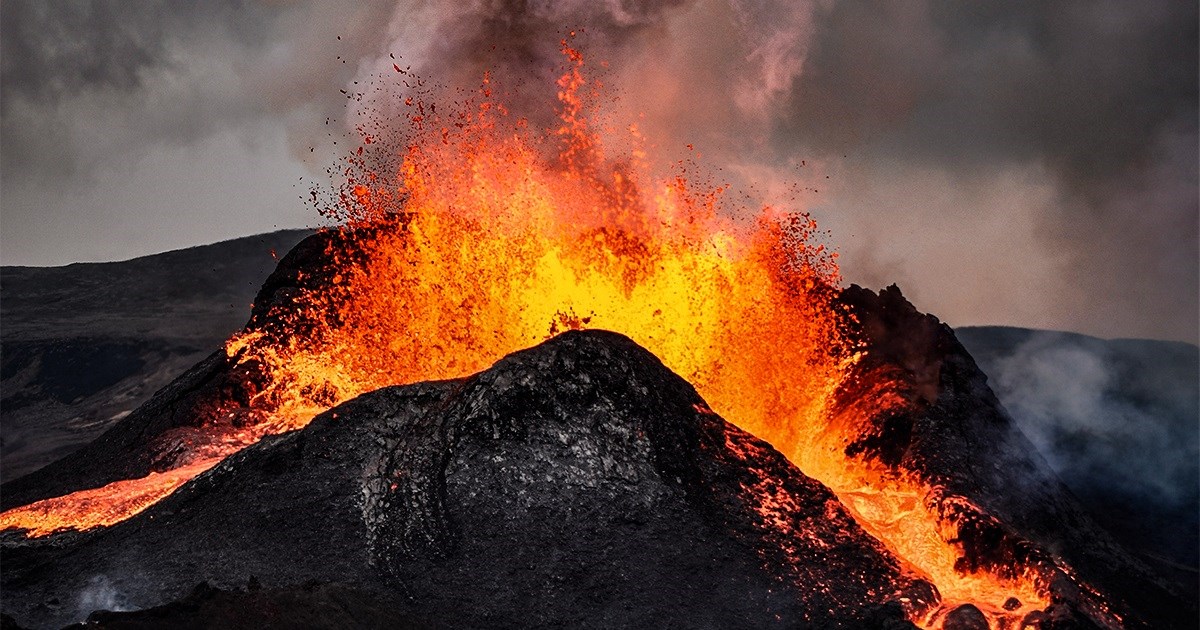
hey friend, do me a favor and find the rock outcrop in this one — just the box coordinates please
[1,331,927,629]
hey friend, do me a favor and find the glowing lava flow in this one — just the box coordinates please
[1,41,1054,628]
[0,460,219,537]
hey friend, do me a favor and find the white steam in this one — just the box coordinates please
[76,575,131,620]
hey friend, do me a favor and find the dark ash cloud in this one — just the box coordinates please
[0,0,1195,343]
[0,0,394,264]
[781,0,1198,186]
[771,0,1198,342]
[1,0,275,182]
[0,1,272,107]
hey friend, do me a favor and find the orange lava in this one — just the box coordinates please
[1,40,1054,628]
[0,459,219,537]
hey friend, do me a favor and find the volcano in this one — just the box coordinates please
[2,42,1196,630]
[3,328,932,629]
[0,231,1193,630]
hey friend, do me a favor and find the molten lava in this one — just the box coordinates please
[0,460,219,537]
[1,40,1058,628]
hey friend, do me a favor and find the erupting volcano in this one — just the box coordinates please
[1,40,1192,630]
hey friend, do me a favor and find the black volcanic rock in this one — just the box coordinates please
[836,285,1196,629]
[942,605,987,630]
[63,582,430,630]
[1,331,926,629]
[6,230,1196,629]
[1,349,233,510]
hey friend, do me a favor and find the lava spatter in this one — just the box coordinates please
[1,39,1088,629]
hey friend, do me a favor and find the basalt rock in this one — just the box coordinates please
[58,582,430,630]
[836,284,1196,629]
[941,604,988,630]
[1,330,927,629]
[4,230,1194,629]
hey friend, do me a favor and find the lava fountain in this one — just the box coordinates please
[1,39,1064,629]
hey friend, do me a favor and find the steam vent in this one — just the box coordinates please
[1,41,1195,630]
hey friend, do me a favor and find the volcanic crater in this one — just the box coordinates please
[0,229,1192,629]
[2,42,1195,630]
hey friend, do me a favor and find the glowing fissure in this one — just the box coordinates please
[1,41,1054,628]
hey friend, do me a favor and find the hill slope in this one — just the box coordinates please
[1,331,928,629]
[0,230,311,479]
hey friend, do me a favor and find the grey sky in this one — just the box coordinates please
[1,0,1196,343]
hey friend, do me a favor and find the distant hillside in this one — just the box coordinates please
[957,326,1199,587]
[0,229,312,479]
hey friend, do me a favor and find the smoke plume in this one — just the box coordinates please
[959,326,1199,568]
[1,0,1196,343]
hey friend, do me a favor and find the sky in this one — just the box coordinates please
[1,0,1196,343]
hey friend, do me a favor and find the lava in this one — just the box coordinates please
[1,39,1061,628]
[0,460,219,537]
